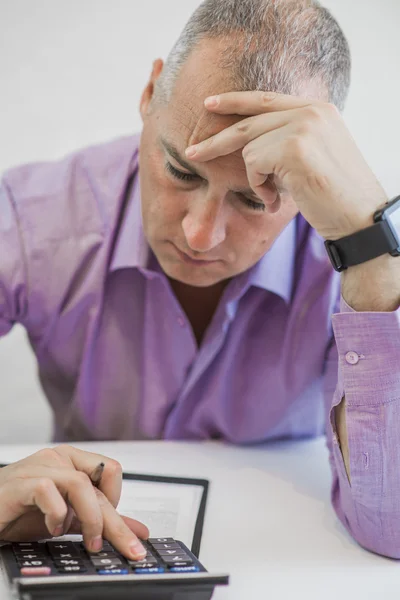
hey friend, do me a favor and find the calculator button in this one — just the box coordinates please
[130,561,159,570]
[91,558,123,567]
[170,566,200,573]
[58,565,88,573]
[99,541,114,550]
[47,543,72,550]
[18,560,49,568]
[14,543,41,549]
[156,548,186,556]
[134,567,165,574]
[14,544,42,554]
[54,559,84,567]
[98,569,129,575]
[128,557,158,565]
[148,538,175,544]
[47,542,80,557]
[163,555,193,565]
[153,543,181,550]
[20,567,52,576]
[87,551,118,558]
[14,553,47,560]
[55,552,81,560]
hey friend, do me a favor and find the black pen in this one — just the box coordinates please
[90,462,105,488]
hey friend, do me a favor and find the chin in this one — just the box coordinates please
[162,261,225,288]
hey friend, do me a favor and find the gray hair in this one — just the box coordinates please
[154,0,351,112]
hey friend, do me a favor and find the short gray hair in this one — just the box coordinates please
[155,0,351,112]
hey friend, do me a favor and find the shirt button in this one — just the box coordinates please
[345,351,360,365]
[177,316,186,328]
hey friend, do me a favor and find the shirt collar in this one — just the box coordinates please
[246,217,297,305]
[111,168,297,305]
[110,170,150,271]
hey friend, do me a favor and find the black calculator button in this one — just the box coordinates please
[91,557,123,567]
[156,548,186,556]
[152,542,181,550]
[58,565,88,573]
[87,551,118,558]
[18,559,49,568]
[14,543,41,550]
[98,541,114,550]
[163,555,193,564]
[148,538,175,544]
[14,552,47,560]
[95,564,126,572]
[54,559,84,567]
[47,543,71,550]
[47,542,80,556]
[130,561,160,570]
[128,557,158,566]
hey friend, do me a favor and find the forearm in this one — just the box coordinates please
[334,253,400,483]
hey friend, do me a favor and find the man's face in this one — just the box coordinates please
[139,39,299,288]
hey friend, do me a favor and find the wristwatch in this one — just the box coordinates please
[324,195,400,272]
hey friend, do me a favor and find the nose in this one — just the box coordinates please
[181,194,227,254]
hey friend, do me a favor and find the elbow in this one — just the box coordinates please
[336,501,400,560]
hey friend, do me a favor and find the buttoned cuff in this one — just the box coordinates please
[331,294,400,405]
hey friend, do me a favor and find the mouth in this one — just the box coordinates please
[172,244,220,267]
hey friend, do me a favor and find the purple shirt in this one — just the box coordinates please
[1,134,400,559]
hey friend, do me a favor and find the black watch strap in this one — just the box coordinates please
[325,220,399,272]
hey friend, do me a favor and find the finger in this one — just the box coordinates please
[186,111,292,163]
[204,91,315,116]
[19,465,104,553]
[0,478,68,540]
[240,127,290,195]
[92,490,148,560]
[54,445,123,508]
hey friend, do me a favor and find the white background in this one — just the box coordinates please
[0,0,399,443]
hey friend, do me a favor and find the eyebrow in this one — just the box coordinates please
[159,136,264,201]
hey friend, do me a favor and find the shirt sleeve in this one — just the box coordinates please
[0,178,28,335]
[324,293,400,558]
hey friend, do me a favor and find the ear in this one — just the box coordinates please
[140,59,164,120]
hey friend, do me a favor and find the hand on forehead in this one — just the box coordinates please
[166,37,248,154]
[167,95,247,168]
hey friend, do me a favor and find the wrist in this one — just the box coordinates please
[341,253,400,312]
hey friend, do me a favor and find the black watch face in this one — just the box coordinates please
[384,200,400,250]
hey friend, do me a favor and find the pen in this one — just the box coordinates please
[90,462,105,488]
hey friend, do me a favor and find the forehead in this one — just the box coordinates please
[161,38,246,166]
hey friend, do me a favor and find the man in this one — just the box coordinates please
[1,0,400,563]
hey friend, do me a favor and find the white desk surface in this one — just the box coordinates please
[0,438,399,599]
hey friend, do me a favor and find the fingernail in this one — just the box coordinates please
[205,95,219,108]
[129,541,146,559]
[185,146,197,158]
[53,525,64,537]
[90,536,103,553]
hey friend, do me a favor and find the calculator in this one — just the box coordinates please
[0,536,229,599]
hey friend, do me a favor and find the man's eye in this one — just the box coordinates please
[165,161,265,212]
[165,162,197,182]
[241,196,266,212]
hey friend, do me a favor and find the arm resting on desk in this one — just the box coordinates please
[324,257,400,559]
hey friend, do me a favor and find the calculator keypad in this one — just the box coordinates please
[11,537,201,577]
